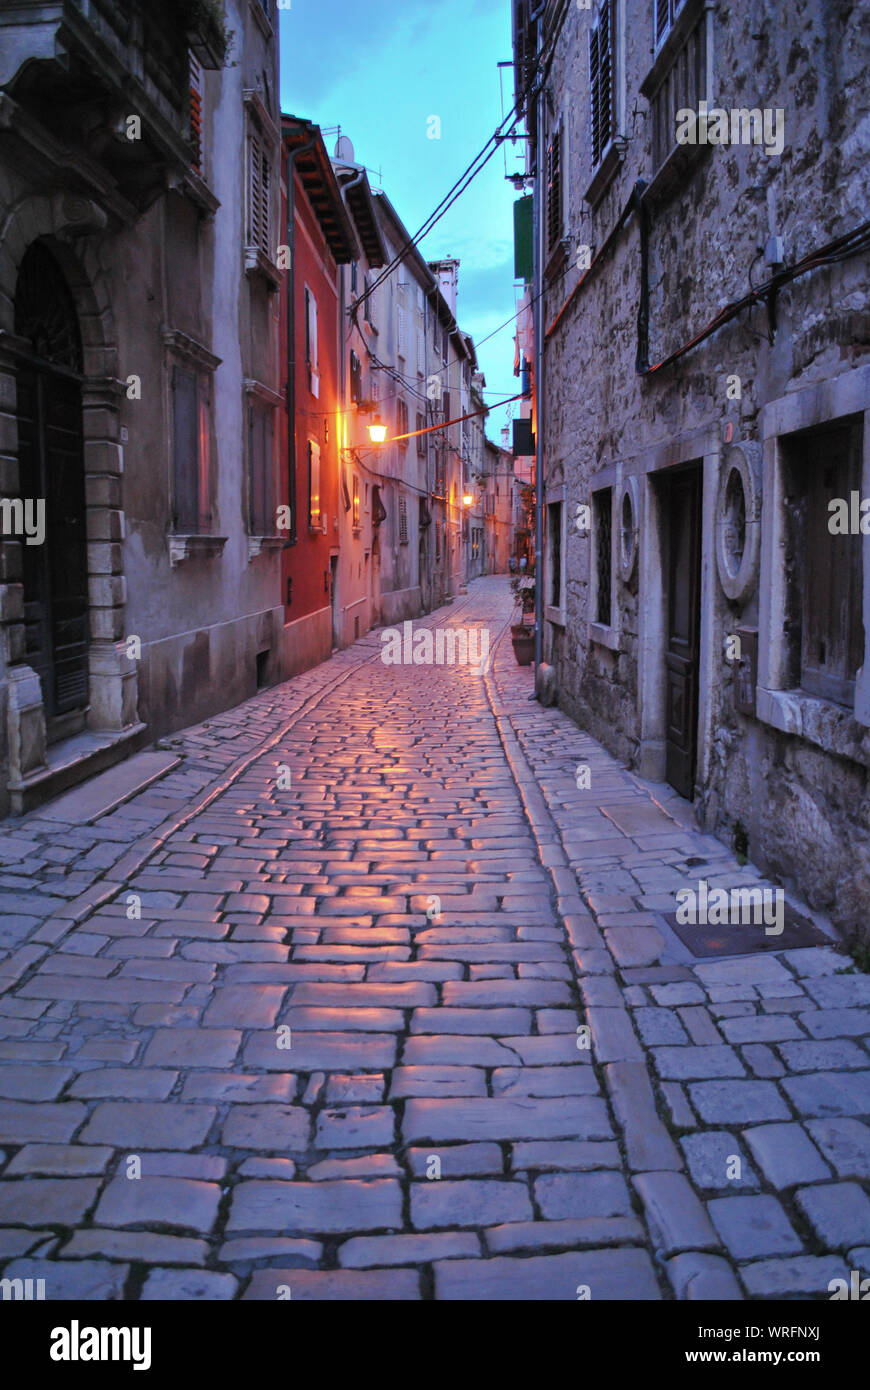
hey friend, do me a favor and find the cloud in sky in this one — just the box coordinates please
[279,0,524,439]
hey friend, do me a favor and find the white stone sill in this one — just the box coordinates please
[756,686,870,769]
[590,621,619,652]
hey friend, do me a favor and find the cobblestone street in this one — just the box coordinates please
[0,576,868,1300]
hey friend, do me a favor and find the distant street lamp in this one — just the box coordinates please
[462,493,473,507]
[368,415,387,444]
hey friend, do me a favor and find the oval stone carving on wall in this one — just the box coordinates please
[617,476,639,583]
[715,440,762,604]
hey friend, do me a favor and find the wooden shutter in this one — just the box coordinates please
[799,425,864,706]
[249,130,270,254]
[189,53,203,174]
[249,403,274,535]
[589,2,613,170]
[546,121,563,253]
[306,289,319,397]
[308,439,320,528]
[197,374,211,532]
[350,350,362,402]
[398,495,409,544]
[173,365,199,532]
[655,0,671,45]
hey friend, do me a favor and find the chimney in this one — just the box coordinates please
[429,257,460,317]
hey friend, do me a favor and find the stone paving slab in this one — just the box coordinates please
[0,577,866,1300]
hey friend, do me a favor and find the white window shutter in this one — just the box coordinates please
[306,290,319,397]
[308,439,320,527]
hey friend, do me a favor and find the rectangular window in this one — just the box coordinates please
[248,401,275,536]
[396,280,407,357]
[785,422,864,707]
[364,274,375,327]
[594,487,613,627]
[416,411,426,458]
[398,494,409,545]
[308,438,320,529]
[548,501,563,609]
[350,260,358,294]
[397,397,408,444]
[648,4,707,174]
[546,118,563,256]
[189,53,203,174]
[172,365,211,533]
[350,350,362,404]
[248,127,271,256]
[305,287,319,398]
[589,2,614,169]
[352,472,360,529]
[655,0,686,47]
[434,444,447,497]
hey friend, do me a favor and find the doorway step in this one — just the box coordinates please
[7,721,146,817]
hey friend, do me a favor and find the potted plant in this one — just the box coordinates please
[181,0,232,68]
[510,573,536,665]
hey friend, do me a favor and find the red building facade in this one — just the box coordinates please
[280,117,356,675]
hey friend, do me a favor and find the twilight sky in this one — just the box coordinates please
[278,0,523,443]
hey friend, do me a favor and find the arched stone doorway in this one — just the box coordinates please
[14,241,90,740]
[0,207,140,815]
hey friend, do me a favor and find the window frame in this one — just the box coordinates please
[169,359,216,537]
[589,483,619,648]
[189,52,203,175]
[756,364,870,760]
[785,423,864,709]
[589,0,615,172]
[544,487,567,626]
[245,385,280,542]
[396,396,409,446]
[654,0,687,50]
[307,437,321,531]
[247,123,272,258]
[304,285,319,398]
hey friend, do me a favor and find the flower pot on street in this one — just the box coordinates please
[511,623,535,665]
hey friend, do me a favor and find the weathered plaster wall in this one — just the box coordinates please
[542,0,870,932]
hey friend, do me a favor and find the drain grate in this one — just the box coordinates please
[662,904,830,959]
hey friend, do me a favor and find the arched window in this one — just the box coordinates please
[14,242,82,372]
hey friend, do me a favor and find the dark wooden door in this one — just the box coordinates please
[16,364,89,722]
[665,466,702,799]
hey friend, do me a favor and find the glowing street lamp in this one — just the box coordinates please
[368,415,387,444]
[462,492,474,507]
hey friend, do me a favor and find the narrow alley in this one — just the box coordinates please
[0,578,867,1301]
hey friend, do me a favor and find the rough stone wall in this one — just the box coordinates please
[541,0,870,934]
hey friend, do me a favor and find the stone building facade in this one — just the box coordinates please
[0,0,283,814]
[484,437,518,574]
[514,0,870,936]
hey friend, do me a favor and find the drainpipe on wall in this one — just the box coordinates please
[285,135,318,555]
[337,164,366,630]
[532,18,546,678]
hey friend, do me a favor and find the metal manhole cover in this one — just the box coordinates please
[662,904,830,959]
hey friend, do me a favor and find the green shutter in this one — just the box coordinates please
[513,195,534,281]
